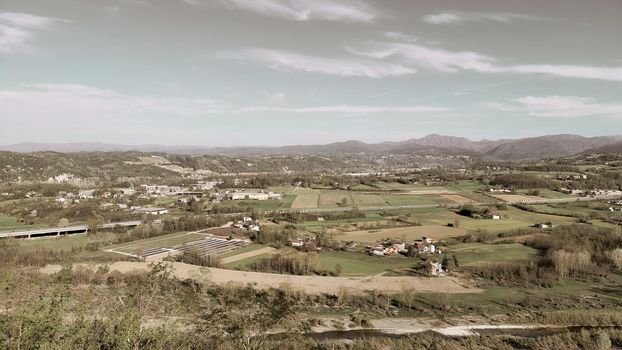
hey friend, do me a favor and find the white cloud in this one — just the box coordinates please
[242,105,448,114]
[486,96,622,118]
[215,0,382,22]
[0,84,231,118]
[262,91,287,103]
[0,12,68,54]
[423,11,549,25]
[350,38,622,81]
[228,48,416,78]
[350,42,498,73]
[0,84,448,121]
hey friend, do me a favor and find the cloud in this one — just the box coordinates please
[242,105,448,114]
[0,83,448,122]
[0,12,68,54]
[423,11,550,25]
[349,37,622,81]
[179,0,204,5]
[0,84,231,118]
[262,91,287,103]
[215,0,382,22]
[226,48,416,78]
[486,96,622,118]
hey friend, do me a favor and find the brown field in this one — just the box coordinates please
[319,192,352,208]
[291,194,319,209]
[337,225,468,243]
[41,262,482,295]
[490,194,542,202]
[351,194,388,206]
[440,194,473,204]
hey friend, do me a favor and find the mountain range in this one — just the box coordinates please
[2,134,622,160]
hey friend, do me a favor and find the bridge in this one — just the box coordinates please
[0,220,142,240]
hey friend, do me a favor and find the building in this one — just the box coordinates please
[230,192,270,200]
[133,207,168,215]
[289,239,304,248]
[192,181,221,191]
[116,188,137,196]
[78,190,95,199]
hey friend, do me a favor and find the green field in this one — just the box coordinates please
[294,213,387,229]
[14,231,117,252]
[318,251,419,276]
[414,207,576,233]
[218,244,267,258]
[448,242,540,266]
[532,203,622,219]
[223,253,272,269]
[351,194,388,206]
[382,194,437,206]
[220,199,285,211]
[0,214,47,232]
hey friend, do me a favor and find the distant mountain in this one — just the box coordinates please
[484,135,622,160]
[585,141,622,155]
[2,134,622,160]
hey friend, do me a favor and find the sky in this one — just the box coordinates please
[1,0,621,146]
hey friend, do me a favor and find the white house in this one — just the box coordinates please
[289,239,304,248]
[231,192,270,200]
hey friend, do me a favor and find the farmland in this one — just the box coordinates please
[337,225,468,243]
[290,194,319,209]
[447,242,540,266]
[318,250,419,276]
[0,151,620,349]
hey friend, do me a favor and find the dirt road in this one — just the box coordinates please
[41,262,482,295]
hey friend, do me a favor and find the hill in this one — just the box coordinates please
[2,134,621,160]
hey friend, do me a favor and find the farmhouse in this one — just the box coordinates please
[78,190,95,199]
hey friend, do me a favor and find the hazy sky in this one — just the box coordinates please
[1,0,621,146]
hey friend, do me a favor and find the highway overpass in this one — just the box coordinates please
[0,220,142,239]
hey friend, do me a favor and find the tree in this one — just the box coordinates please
[595,331,612,350]
[57,218,69,228]
[340,197,348,207]
[198,287,299,350]
[442,255,457,272]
